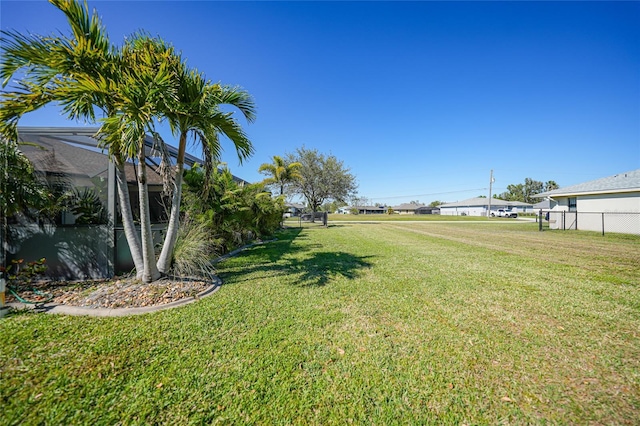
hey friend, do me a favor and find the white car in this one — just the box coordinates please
[492,209,518,218]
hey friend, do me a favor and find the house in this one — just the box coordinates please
[534,169,640,234]
[392,203,426,215]
[532,199,557,212]
[415,206,440,215]
[439,197,534,216]
[354,205,387,215]
[285,203,305,217]
[338,206,387,215]
[3,126,246,279]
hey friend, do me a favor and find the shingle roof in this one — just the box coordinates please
[534,169,640,198]
[393,203,425,210]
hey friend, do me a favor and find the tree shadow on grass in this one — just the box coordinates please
[218,228,374,287]
[287,251,374,287]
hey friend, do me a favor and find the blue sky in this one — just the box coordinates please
[2,1,639,205]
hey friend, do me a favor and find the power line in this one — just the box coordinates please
[366,187,489,201]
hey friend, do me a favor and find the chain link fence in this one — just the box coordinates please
[543,211,640,235]
[284,212,328,229]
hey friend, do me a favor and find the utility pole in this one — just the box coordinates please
[487,169,494,217]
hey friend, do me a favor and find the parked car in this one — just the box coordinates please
[491,209,518,218]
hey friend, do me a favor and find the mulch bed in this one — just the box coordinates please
[6,276,212,309]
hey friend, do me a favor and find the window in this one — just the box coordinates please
[568,197,577,212]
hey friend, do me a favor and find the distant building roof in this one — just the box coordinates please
[354,205,386,211]
[285,203,305,209]
[440,197,533,208]
[534,169,640,198]
[533,199,555,210]
[393,203,425,210]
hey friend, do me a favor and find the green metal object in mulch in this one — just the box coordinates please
[7,284,54,304]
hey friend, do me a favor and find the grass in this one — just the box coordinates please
[327,213,492,221]
[1,222,639,424]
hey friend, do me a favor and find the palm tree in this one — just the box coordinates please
[0,0,152,279]
[258,155,302,196]
[155,65,256,274]
[0,0,175,282]
[545,180,559,192]
[2,0,257,282]
[98,34,180,282]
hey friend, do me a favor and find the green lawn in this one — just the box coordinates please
[328,213,492,221]
[2,222,639,424]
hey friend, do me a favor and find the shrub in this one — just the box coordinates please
[170,219,218,279]
[181,164,285,254]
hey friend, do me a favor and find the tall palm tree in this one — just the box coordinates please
[0,0,174,282]
[2,0,257,282]
[155,66,256,274]
[258,155,302,196]
[0,0,151,279]
[98,34,179,282]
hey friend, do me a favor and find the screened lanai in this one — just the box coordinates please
[2,127,245,280]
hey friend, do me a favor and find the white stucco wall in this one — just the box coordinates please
[440,207,486,216]
[577,192,640,212]
[548,192,640,234]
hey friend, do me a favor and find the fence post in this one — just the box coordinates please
[563,211,565,230]
[602,212,605,236]
[539,209,543,231]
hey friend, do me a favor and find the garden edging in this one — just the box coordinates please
[5,238,276,317]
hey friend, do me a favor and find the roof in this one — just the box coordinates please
[532,199,555,210]
[285,203,305,209]
[16,127,248,185]
[440,197,533,208]
[534,169,640,198]
[354,205,386,211]
[441,197,506,208]
[393,203,425,210]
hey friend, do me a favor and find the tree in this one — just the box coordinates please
[0,140,50,218]
[350,195,369,207]
[544,180,559,192]
[156,66,256,274]
[429,200,442,207]
[0,0,255,282]
[1,0,151,280]
[321,200,345,213]
[496,178,551,204]
[288,147,357,215]
[98,34,180,283]
[181,163,284,253]
[258,155,301,196]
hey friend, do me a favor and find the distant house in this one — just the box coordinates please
[532,199,557,212]
[439,197,534,216]
[415,206,440,215]
[534,169,640,234]
[339,205,387,215]
[285,203,305,217]
[392,203,425,215]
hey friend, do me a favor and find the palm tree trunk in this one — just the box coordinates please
[137,146,160,283]
[157,133,187,274]
[114,159,144,279]
[157,163,183,274]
